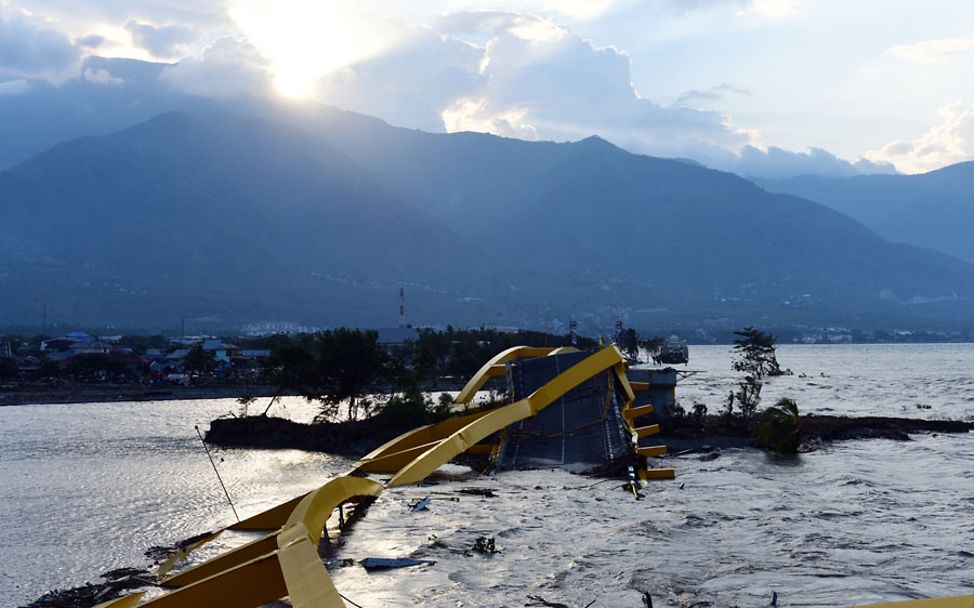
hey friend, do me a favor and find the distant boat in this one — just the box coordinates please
[656,337,689,365]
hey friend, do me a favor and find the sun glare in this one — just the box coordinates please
[229,0,401,99]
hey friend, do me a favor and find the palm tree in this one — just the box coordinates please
[756,398,800,453]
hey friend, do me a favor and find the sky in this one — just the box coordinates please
[3,0,974,176]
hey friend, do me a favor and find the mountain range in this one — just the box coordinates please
[758,164,974,265]
[2,86,974,331]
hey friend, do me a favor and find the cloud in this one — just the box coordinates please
[160,35,272,98]
[886,37,974,66]
[452,13,755,157]
[663,0,800,17]
[725,145,896,179]
[125,19,196,59]
[0,4,80,81]
[676,82,751,107]
[76,33,104,48]
[312,11,884,178]
[317,22,485,132]
[431,13,751,158]
[867,101,974,174]
[82,66,123,87]
[441,97,540,139]
[0,77,29,95]
[740,0,800,17]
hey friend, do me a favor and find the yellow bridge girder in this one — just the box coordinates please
[453,346,556,404]
[94,345,674,608]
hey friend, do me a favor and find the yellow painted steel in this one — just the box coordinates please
[286,476,383,545]
[454,346,555,404]
[613,362,635,406]
[276,525,348,608]
[630,381,650,391]
[638,467,676,481]
[637,445,668,458]
[163,532,279,588]
[387,346,626,487]
[162,476,382,589]
[635,424,661,438]
[626,404,655,420]
[354,408,495,472]
[93,593,146,608]
[156,530,223,580]
[547,346,581,355]
[853,597,974,608]
[231,492,310,530]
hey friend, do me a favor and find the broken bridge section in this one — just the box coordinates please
[499,350,632,470]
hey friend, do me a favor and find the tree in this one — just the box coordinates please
[618,328,640,362]
[184,344,212,375]
[640,335,665,365]
[732,374,763,425]
[316,328,389,421]
[756,398,801,454]
[732,327,783,378]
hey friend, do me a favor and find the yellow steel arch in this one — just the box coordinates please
[354,408,496,473]
[547,346,581,356]
[387,346,625,487]
[453,346,555,404]
[95,345,676,608]
[160,476,383,589]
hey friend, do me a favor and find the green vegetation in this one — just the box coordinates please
[731,327,784,377]
[725,327,791,429]
[756,398,801,454]
[255,327,591,421]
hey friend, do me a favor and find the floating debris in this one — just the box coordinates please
[360,557,436,570]
[470,536,499,555]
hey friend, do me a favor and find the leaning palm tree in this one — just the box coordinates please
[756,398,800,453]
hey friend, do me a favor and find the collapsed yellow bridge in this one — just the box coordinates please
[93,345,674,608]
[91,345,974,608]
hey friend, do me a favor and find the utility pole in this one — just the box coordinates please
[399,287,405,329]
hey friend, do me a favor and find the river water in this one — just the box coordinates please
[1,344,973,607]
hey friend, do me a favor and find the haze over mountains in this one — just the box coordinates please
[759,164,974,266]
[3,92,974,331]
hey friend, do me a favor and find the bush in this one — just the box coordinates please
[377,387,433,429]
[755,398,801,454]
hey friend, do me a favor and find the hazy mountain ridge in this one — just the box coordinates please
[2,106,974,329]
[0,111,510,327]
[758,163,974,264]
[302,109,974,317]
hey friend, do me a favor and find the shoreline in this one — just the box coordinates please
[0,384,284,407]
[0,379,472,407]
[204,412,974,456]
